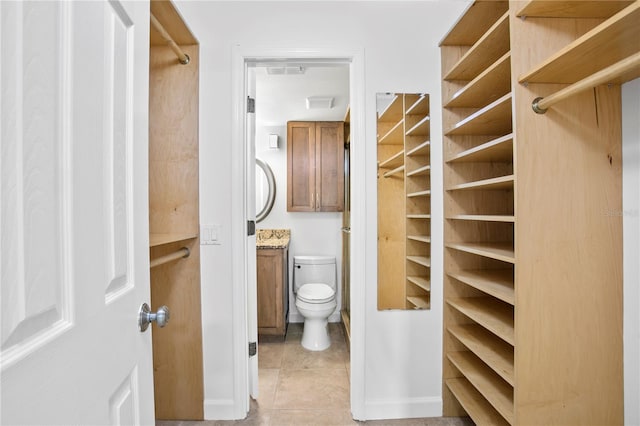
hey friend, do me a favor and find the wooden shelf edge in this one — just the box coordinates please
[407,255,431,268]
[518,2,640,84]
[448,324,515,386]
[407,165,431,177]
[406,116,430,136]
[407,190,431,198]
[447,174,514,192]
[444,11,510,81]
[447,351,514,424]
[379,149,404,169]
[407,296,430,309]
[407,276,431,291]
[447,134,513,163]
[445,52,511,108]
[406,140,431,156]
[378,119,404,145]
[150,232,198,247]
[517,0,634,19]
[383,165,405,178]
[405,95,429,115]
[446,378,510,426]
[446,241,515,264]
[407,235,431,243]
[448,269,515,305]
[447,215,515,223]
[446,297,515,345]
[446,93,513,136]
[407,214,431,219]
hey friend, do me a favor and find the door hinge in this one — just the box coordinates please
[247,220,255,236]
[249,341,257,357]
[247,97,255,113]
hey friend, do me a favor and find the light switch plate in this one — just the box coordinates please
[200,224,221,245]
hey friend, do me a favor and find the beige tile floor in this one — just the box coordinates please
[156,323,473,426]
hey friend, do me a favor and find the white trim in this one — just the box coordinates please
[364,397,442,420]
[231,46,366,420]
[203,398,238,420]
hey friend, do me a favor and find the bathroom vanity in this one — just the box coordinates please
[256,230,290,336]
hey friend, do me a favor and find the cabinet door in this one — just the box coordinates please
[287,122,316,212]
[316,122,345,212]
[257,249,284,333]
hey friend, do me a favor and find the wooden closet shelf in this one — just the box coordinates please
[407,189,431,198]
[405,95,430,116]
[447,134,513,163]
[407,165,431,177]
[447,297,515,345]
[407,214,431,219]
[446,52,511,108]
[378,120,405,145]
[440,1,508,46]
[446,93,513,136]
[517,0,633,19]
[407,276,431,291]
[446,378,510,426]
[445,11,510,81]
[446,241,515,264]
[383,165,405,178]
[407,235,431,243]
[447,214,515,223]
[448,324,514,386]
[407,255,431,268]
[407,296,430,309]
[150,232,198,247]
[407,140,431,156]
[379,149,404,169]
[447,351,514,425]
[448,269,514,305]
[406,116,430,137]
[447,175,514,192]
[378,95,403,122]
[519,2,640,84]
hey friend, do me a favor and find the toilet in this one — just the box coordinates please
[293,255,337,351]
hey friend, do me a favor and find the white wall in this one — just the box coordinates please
[622,79,640,426]
[175,0,468,420]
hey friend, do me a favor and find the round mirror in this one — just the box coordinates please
[256,158,276,223]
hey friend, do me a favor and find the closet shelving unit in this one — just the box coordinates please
[441,0,632,424]
[404,94,431,309]
[377,94,431,310]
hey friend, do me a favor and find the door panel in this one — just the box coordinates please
[0,1,154,424]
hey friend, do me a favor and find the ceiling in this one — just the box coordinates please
[254,64,350,127]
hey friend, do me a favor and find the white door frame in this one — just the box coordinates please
[230,46,367,419]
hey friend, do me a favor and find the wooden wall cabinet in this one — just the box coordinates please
[287,121,345,212]
[441,1,631,424]
[257,247,289,336]
[377,94,431,310]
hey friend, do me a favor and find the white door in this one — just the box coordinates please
[1,1,154,424]
[246,66,259,399]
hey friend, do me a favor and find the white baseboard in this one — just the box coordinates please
[203,399,244,420]
[362,396,442,420]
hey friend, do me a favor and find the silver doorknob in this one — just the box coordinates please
[138,303,170,332]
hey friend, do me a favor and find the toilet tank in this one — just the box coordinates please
[293,256,336,293]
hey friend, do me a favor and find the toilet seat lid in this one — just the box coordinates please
[297,283,335,303]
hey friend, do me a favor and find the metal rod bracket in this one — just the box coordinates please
[532,97,547,114]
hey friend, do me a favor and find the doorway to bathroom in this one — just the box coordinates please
[235,51,363,418]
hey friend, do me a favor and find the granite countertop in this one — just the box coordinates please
[256,229,290,249]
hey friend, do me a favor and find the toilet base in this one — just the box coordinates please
[301,318,331,351]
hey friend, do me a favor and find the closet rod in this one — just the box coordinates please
[150,13,190,65]
[532,52,640,114]
[150,247,190,269]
